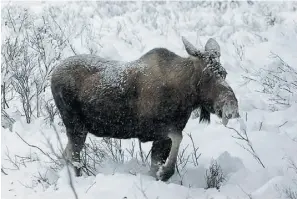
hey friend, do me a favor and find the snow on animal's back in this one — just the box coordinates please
[56,54,146,88]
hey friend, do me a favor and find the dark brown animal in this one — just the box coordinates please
[50,37,239,181]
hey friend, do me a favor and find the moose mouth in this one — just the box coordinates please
[222,109,240,126]
[202,104,239,126]
[216,106,239,126]
[222,113,230,126]
[216,109,228,126]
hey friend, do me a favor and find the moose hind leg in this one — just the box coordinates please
[64,127,87,177]
[156,132,182,181]
[62,141,73,162]
[150,138,171,178]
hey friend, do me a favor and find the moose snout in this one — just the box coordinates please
[223,101,239,118]
[226,111,240,119]
[221,100,239,125]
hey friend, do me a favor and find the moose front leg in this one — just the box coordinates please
[150,138,171,178]
[156,132,182,181]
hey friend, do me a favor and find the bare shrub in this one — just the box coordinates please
[275,158,297,199]
[1,53,14,109]
[50,124,79,199]
[282,187,297,199]
[11,54,35,124]
[205,160,226,190]
[225,115,265,169]
[32,170,53,191]
[175,146,190,185]
[75,137,150,176]
[187,133,201,167]
[1,109,15,131]
[43,98,58,124]
[175,132,201,185]
[2,7,35,123]
[252,52,297,110]
[4,146,30,170]
[101,138,125,164]
[2,5,69,123]
[283,158,297,199]
[80,138,108,176]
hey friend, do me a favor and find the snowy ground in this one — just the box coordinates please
[1,1,297,199]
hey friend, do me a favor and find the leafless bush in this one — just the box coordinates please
[233,40,248,73]
[265,11,277,26]
[1,55,14,109]
[175,132,201,185]
[253,52,297,110]
[50,124,79,199]
[80,138,108,176]
[13,131,62,170]
[3,146,32,170]
[100,138,125,164]
[78,137,150,176]
[131,31,146,52]
[175,145,191,185]
[43,99,58,124]
[275,158,297,199]
[2,5,69,122]
[283,159,297,199]
[10,51,35,124]
[225,115,265,169]
[205,160,226,190]
[32,170,54,191]
[2,7,35,123]
[187,133,201,167]
[233,41,245,62]
[282,187,297,199]
[1,109,15,131]
[27,14,67,118]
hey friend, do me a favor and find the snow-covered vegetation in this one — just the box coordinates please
[1,1,297,199]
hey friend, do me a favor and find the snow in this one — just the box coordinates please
[56,54,146,88]
[2,1,297,199]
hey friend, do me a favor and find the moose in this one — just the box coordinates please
[50,36,239,181]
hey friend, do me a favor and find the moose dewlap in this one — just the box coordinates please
[50,36,239,181]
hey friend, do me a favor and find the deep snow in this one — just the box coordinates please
[1,1,297,199]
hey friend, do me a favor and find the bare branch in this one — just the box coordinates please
[187,133,201,167]
[225,118,265,169]
[51,124,79,199]
[1,167,8,175]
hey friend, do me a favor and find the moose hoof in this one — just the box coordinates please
[72,162,83,177]
[156,165,175,181]
[74,167,82,177]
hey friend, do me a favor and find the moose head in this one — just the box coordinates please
[182,36,240,125]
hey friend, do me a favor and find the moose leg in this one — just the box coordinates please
[150,138,171,177]
[64,126,87,177]
[156,132,182,181]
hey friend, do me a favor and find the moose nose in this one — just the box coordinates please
[228,114,232,119]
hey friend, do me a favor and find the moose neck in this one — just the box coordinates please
[181,57,205,108]
[167,57,202,110]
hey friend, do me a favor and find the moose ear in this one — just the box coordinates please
[182,36,201,57]
[205,38,221,57]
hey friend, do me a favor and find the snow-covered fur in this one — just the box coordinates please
[50,36,239,181]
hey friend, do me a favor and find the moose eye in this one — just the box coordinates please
[215,51,221,58]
